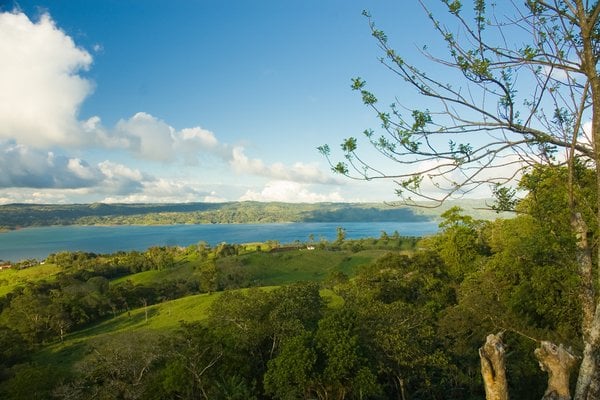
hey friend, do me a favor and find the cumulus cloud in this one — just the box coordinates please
[100,178,211,203]
[0,189,77,205]
[114,112,175,161]
[110,112,337,184]
[0,10,341,203]
[230,146,338,184]
[110,112,226,164]
[404,152,527,200]
[180,127,219,148]
[0,169,217,204]
[0,11,93,148]
[97,161,147,195]
[240,181,343,203]
[0,142,153,198]
[0,142,103,188]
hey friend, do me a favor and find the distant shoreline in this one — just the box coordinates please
[0,221,440,262]
[0,200,503,232]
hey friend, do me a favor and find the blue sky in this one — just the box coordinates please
[0,0,476,204]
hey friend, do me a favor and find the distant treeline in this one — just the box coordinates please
[0,200,503,231]
[0,202,429,230]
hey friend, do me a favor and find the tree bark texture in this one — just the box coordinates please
[535,341,578,400]
[570,211,599,400]
[576,7,600,398]
[479,333,509,400]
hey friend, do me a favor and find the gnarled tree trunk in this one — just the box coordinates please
[479,333,509,400]
[535,341,578,400]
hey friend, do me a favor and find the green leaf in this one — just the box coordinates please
[317,144,330,156]
[350,77,366,91]
[333,162,349,175]
[361,90,378,105]
[411,110,432,131]
[341,137,358,153]
[446,0,462,15]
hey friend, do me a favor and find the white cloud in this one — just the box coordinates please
[230,146,338,184]
[97,161,146,195]
[0,142,153,197]
[0,142,103,188]
[240,180,343,203]
[67,158,97,180]
[203,192,227,203]
[402,153,527,200]
[177,127,223,165]
[114,112,176,162]
[98,160,144,182]
[0,10,344,203]
[112,112,228,165]
[581,120,593,148]
[0,12,93,148]
[0,164,218,204]
[100,177,209,203]
[180,127,218,148]
[110,112,338,184]
[0,189,76,205]
[230,146,267,174]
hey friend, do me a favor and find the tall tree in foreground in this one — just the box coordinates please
[320,1,600,398]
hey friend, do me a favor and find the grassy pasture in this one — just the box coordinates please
[216,248,388,286]
[0,263,61,296]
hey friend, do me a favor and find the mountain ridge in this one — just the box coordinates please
[0,199,508,230]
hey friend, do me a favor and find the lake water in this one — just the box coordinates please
[0,221,439,262]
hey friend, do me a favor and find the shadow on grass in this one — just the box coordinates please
[65,307,161,342]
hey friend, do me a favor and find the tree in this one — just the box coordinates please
[0,327,30,382]
[199,261,218,293]
[60,331,162,399]
[347,251,454,398]
[314,308,381,399]
[263,331,318,399]
[427,206,490,279]
[335,226,347,245]
[160,322,223,400]
[3,286,53,343]
[0,363,61,400]
[319,2,600,398]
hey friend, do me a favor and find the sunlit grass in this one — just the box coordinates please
[219,248,387,286]
[0,263,62,296]
[33,291,222,373]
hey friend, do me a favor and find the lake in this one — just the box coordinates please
[0,221,439,262]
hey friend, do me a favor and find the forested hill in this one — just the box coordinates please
[0,200,501,230]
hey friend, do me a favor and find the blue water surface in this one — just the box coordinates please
[0,221,439,262]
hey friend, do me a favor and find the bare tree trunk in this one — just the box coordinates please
[576,15,600,397]
[479,333,509,400]
[535,341,578,400]
[575,307,600,400]
[399,377,407,400]
[571,211,599,400]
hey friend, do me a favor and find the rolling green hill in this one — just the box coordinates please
[19,244,363,389]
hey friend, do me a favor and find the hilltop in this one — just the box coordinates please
[0,199,506,230]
